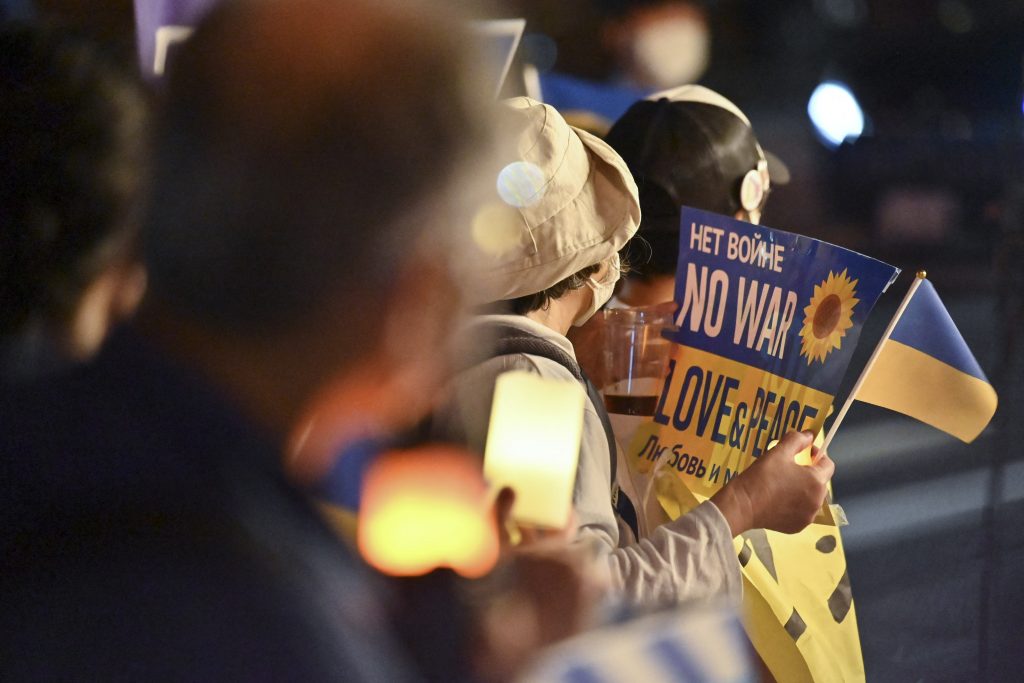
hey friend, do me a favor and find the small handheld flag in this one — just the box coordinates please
[823,272,997,449]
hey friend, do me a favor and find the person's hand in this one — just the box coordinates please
[710,430,834,536]
[475,488,603,682]
[493,487,577,553]
[493,487,518,552]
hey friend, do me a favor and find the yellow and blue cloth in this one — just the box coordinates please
[855,278,997,442]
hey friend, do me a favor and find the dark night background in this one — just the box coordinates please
[502,3,1024,678]
[7,0,1024,679]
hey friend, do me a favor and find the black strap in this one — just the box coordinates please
[488,326,584,381]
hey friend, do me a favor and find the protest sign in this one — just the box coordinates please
[520,605,754,683]
[620,208,898,496]
[612,207,899,682]
[133,0,213,78]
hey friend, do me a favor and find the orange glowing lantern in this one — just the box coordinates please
[357,446,499,579]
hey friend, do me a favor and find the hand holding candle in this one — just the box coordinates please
[483,371,586,529]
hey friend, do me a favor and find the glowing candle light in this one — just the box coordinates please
[358,447,499,579]
[483,371,585,529]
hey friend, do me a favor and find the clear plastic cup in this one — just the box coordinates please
[598,303,677,417]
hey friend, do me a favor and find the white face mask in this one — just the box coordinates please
[630,17,710,89]
[573,255,620,327]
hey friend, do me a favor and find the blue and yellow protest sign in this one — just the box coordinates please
[618,207,899,683]
[521,605,754,683]
[629,208,898,493]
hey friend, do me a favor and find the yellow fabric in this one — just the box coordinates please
[654,471,864,683]
[856,339,998,442]
[625,345,833,500]
[630,341,865,683]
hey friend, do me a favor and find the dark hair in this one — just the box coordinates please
[144,0,486,338]
[605,99,762,279]
[507,263,602,315]
[0,23,146,334]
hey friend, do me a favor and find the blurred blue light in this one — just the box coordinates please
[808,81,865,148]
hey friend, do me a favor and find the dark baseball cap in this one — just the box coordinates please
[606,84,789,234]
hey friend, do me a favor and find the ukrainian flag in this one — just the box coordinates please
[854,277,997,442]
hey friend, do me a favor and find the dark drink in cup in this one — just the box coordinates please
[604,393,659,416]
[596,306,675,442]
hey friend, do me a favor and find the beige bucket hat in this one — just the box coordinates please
[468,97,640,303]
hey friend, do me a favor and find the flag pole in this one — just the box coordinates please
[820,270,928,455]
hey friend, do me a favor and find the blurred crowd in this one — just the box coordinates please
[1,1,849,681]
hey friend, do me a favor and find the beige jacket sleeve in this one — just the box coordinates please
[572,398,743,608]
[440,358,737,610]
[440,339,743,609]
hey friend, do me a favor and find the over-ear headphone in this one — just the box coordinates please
[612,85,785,220]
[739,144,770,213]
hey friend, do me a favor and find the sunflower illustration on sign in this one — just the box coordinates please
[799,269,859,365]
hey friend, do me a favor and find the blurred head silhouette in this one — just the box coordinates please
[0,23,147,379]
[602,0,711,89]
[144,0,493,442]
[605,85,788,304]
